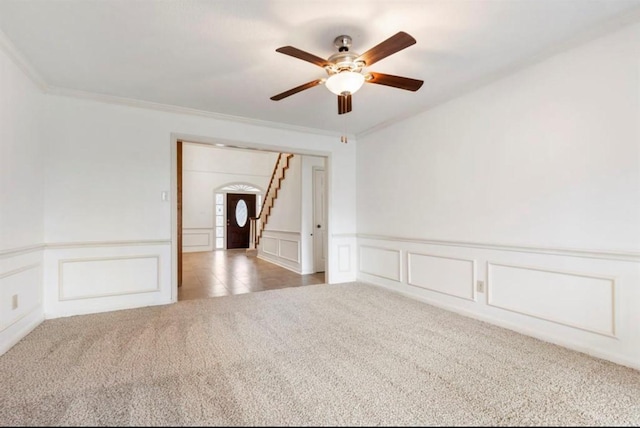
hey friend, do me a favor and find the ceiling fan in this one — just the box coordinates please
[270,31,424,115]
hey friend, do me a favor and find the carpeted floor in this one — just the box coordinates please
[1,282,639,426]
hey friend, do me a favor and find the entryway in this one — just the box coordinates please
[175,139,329,302]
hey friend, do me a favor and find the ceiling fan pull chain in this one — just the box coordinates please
[341,108,348,144]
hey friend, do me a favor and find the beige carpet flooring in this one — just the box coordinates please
[1,282,639,426]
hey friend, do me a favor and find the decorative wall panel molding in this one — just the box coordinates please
[47,240,170,249]
[278,239,300,263]
[260,229,300,235]
[487,262,615,336]
[356,228,640,370]
[258,232,303,274]
[356,233,640,262]
[407,252,476,301]
[59,255,160,301]
[183,231,211,247]
[262,237,278,256]
[359,245,401,282]
[0,263,41,330]
[0,244,44,259]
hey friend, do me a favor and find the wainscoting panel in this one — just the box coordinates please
[408,253,476,301]
[44,242,171,318]
[258,231,302,274]
[0,264,41,329]
[279,239,300,263]
[0,247,44,355]
[488,263,615,336]
[329,235,357,284]
[182,228,213,253]
[359,246,401,282]
[356,234,640,370]
[59,256,160,301]
[261,237,278,256]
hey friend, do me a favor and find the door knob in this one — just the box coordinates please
[317,224,321,228]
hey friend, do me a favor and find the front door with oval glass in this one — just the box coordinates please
[226,193,256,249]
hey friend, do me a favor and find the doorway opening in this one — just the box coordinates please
[173,139,329,302]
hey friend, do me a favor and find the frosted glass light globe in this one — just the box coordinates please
[325,71,365,95]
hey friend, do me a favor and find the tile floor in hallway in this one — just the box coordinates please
[179,249,326,301]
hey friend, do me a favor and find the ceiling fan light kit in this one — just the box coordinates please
[325,71,365,95]
[270,31,424,116]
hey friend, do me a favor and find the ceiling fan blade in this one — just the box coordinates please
[338,94,352,115]
[366,72,423,91]
[357,32,416,67]
[276,46,330,68]
[270,79,323,101]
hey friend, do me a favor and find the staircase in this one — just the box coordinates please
[247,153,294,255]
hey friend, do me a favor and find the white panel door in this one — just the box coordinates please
[313,167,326,273]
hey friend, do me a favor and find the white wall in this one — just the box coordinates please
[357,22,640,369]
[0,48,44,251]
[41,93,357,317]
[0,44,45,354]
[182,143,277,252]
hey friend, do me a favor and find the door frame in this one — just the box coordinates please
[170,134,332,303]
[177,140,183,287]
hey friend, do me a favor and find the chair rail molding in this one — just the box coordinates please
[356,234,640,263]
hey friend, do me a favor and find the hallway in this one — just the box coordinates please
[179,250,325,300]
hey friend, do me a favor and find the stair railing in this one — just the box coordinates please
[255,153,292,245]
[258,153,283,218]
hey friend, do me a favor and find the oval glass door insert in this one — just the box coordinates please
[235,199,248,227]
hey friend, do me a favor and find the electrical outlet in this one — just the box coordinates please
[476,280,485,293]
[11,294,18,310]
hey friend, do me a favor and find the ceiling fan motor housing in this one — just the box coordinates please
[333,35,352,50]
[325,35,363,75]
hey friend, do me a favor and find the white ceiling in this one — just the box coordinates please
[1,0,639,136]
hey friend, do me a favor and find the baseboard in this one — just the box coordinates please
[257,253,302,274]
[45,296,173,319]
[0,308,44,356]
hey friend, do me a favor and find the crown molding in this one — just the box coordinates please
[0,25,348,139]
[357,7,640,139]
[5,6,639,141]
[46,86,349,139]
[0,28,48,91]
